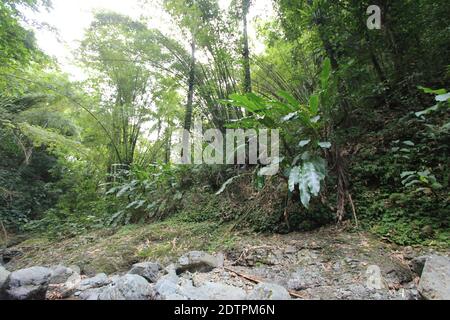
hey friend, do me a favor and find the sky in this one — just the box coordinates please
[22,0,275,80]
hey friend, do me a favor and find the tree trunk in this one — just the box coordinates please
[242,0,252,94]
[182,39,196,164]
[184,39,196,132]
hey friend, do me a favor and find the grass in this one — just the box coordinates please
[7,214,243,274]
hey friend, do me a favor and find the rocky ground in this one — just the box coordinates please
[1,225,449,300]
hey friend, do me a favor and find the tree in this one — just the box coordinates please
[79,12,173,168]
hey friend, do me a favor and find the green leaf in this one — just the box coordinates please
[321,58,332,89]
[436,93,450,102]
[278,90,299,108]
[418,86,446,95]
[288,166,301,192]
[282,112,298,122]
[298,161,326,208]
[403,141,415,146]
[309,95,319,115]
[400,171,416,178]
[299,139,311,147]
[318,142,332,149]
[415,105,439,117]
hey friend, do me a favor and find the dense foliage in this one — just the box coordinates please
[0,0,448,246]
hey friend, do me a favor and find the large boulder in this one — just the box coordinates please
[418,255,450,300]
[248,283,291,300]
[176,251,222,274]
[366,265,387,290]
[0,265,10,291]
[128,262,162,283]
[98,274,157,300]
[2,266,52,300]
[49,266,76,285]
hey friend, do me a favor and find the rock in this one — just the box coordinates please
[0,249,23,264]
[418,255,450,300]
[49,266,75,285]
[384,265,413,286]
[165,293,187,300]
[296,249,318,265]
[78,273,110,291]
[3,266,52,300]
[402,246,415,260]
[248,283,291,300]
[284,246,297,255]
[164,263,177,275]
[337,284,392,300]
[176,251,222,274]
[47,272,82,299]
[177,281,247,300]
[155,276,178,300]
[128,262,162,283]
[410,256,429,276]
[78,287,106,300]
[287,268,325,290]
[366,265,386,290]
[98,274,157,300]
[68,265,81,275]
[79,264,97,277]
[0,265,10,289]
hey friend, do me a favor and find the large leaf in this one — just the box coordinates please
[288,166,301,192]
[321,58,332,89]
[298,161,326,208]
[278,90,300,108]
[309,95,319,115]
[289,158,327,209]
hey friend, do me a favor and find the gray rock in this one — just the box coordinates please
[49,266,75,284]
[410,256,429,276]
[384,265,413,286]
[176,251,222,274]
[0,249,23,264]
[155,273,180,298]
[98,274,157,300]
[418,255,450,300]
[48,272,82,299]
[0,265,10,290]
[128,262,162,283]
[337,284,392,300]
[287,268,325,290]
[79,287,106,300]
[248,283,291,300]
[366,265,386,290]
[3,266,52,300]
[78,273,110,291]
[165,293,187,300]
[177,281,247,300]
[68,265,81,275]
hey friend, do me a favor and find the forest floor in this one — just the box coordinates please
[3,216,447,299]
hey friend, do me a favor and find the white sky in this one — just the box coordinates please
[23,0,275,80]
